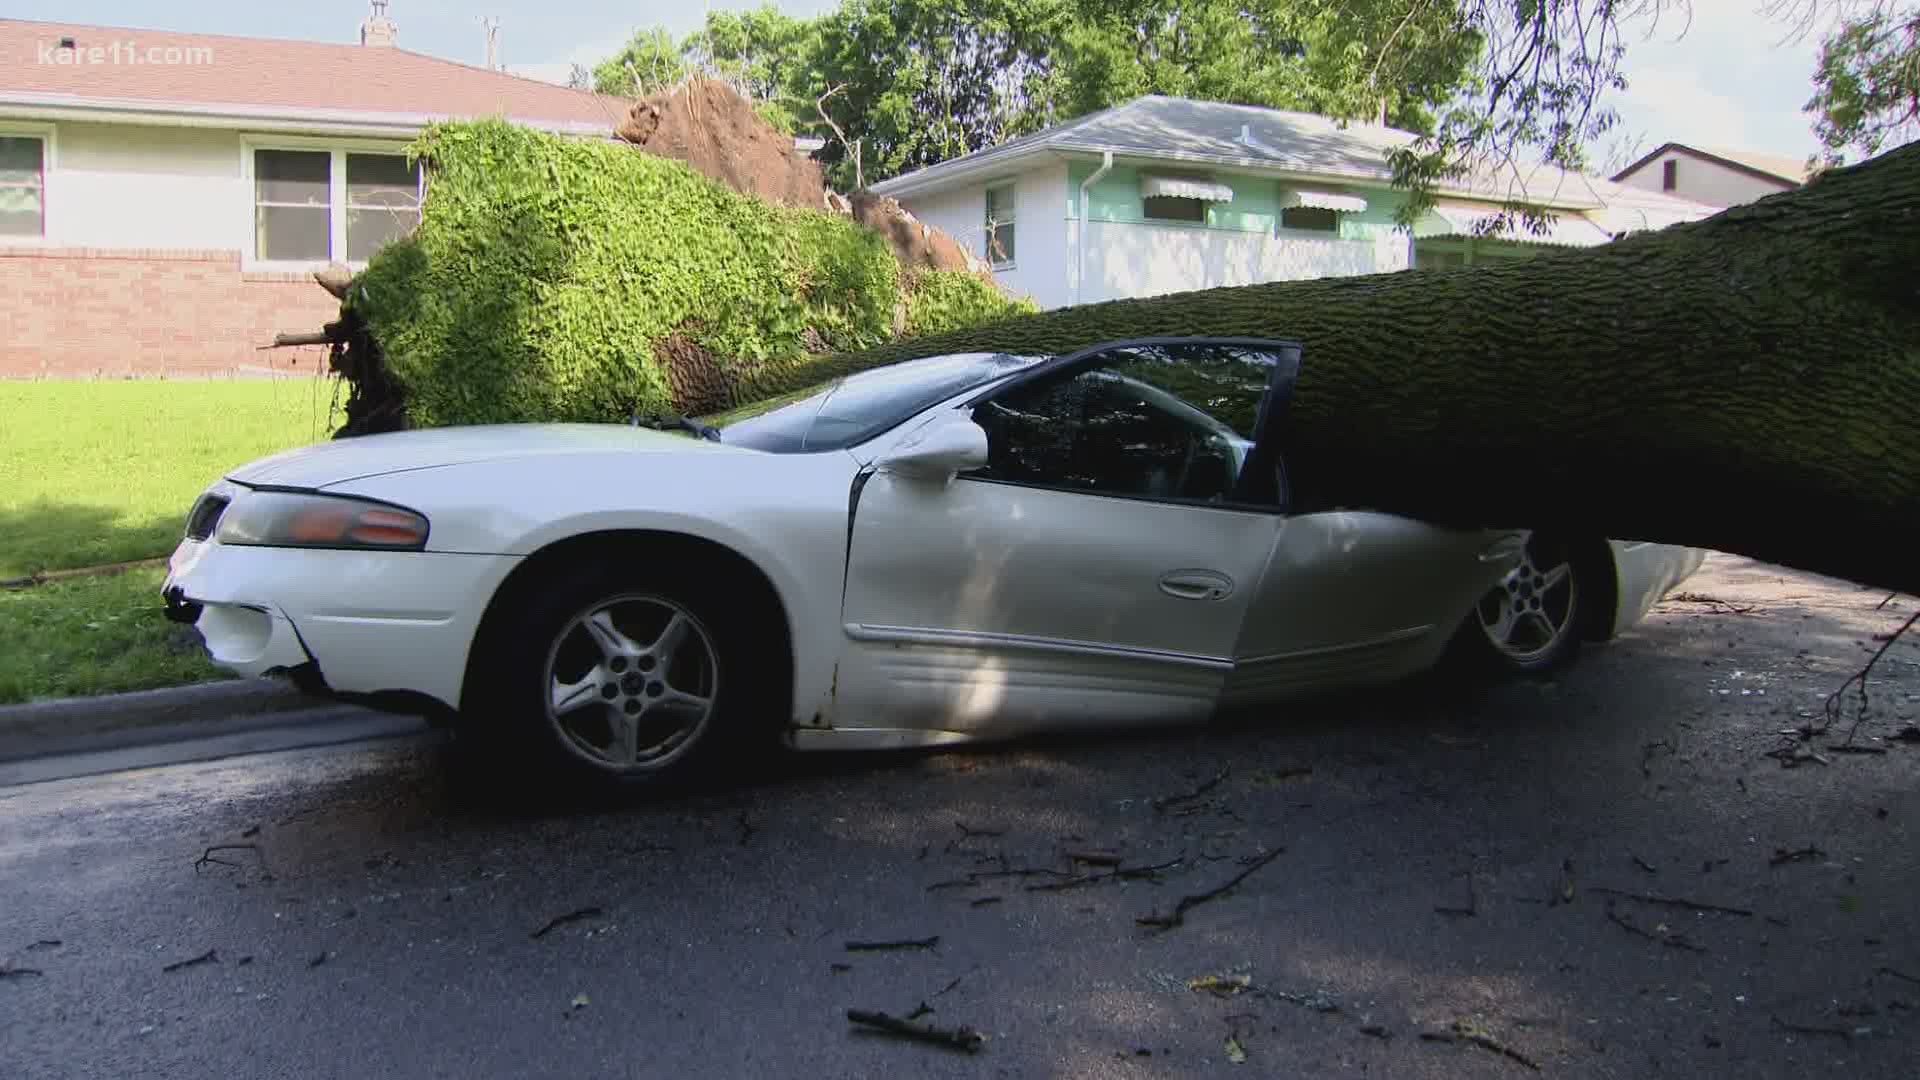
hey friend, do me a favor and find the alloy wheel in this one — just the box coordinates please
[542,594,720,774]
[1475,540,1580,665]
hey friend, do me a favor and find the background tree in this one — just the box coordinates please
[1801,1,1920,163]
[590,27,693,97]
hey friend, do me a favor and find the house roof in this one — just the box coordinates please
[872,96,1716,247]
[873,96,1717,236]
[0,17,622,136]
[1609,142,1809,187]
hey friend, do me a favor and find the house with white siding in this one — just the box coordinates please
[871,96,1714,310]
[1610,142,1810,208]
[0,7,621,378]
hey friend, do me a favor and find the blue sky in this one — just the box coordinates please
[13,0,1825,161]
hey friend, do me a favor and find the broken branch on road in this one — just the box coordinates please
[1152,766,1229,813]
[1769,846,1825,867]
[846,937,940,953]
[1821,609,1920,740]
[1138,847,1283,931]
[531,906,605,939]
[1418,1020,1541,1071]
[1604,903,1707,953]
[1589,887,1754,917]
[846,1008,985,1052]
[1027,856,1184,893]
[194,843,265,873]
[161,948,219,973]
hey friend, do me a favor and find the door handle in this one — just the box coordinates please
[1159,569,1235,601]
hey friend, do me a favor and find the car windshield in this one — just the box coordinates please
[717,351,1049,453]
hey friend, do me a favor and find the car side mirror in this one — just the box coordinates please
[877,416,990,483]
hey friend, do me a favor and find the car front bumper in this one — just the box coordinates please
[163,538,521,710]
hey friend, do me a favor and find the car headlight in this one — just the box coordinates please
[215,491,430,551]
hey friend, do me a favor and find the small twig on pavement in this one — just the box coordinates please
[1063,850,1122,867]
[1153,766,1229,812]
[1605,903,1707,952]
[1878,592,1899,610]
[0,962,44,979]
[1769,846,1825,867]
[954,822,1005,840]
[1826,744,1888,755]
[1590,887,1754,917]
[930,969,974,1000]
[1822,609,1920,742]
[162,948,219,973]
[1631,854,1659,875]
[846,1008,985,1052]
[1418,1021,1541,1071]
[1665,592,1758,615]
[846,937,941,952]
[1878,966,1920,986]
[1771,1015,1853,1039]
[531,907,605,939]
[195,844,265,872]
[1138,847,1283,931]
[969,896,1003,907]
[1028,857,1184,893]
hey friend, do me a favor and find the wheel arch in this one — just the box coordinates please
[460,529,796,720]
[1574,535,1622,641]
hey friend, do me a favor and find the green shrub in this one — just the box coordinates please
[905,269,1040,337]
[350,120,1029,427]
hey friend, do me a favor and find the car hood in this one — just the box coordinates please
[227,423,741,490]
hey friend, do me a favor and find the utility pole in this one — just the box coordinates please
[481,17,501,71]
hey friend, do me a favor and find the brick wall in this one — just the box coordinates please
[0,247,340,378]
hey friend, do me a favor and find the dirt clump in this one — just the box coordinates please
[848,191,980,274]
[617,78,829,210]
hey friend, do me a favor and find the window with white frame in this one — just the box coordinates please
[0,134,47,238]
[252,146,421,265]
[984,184,1016,268]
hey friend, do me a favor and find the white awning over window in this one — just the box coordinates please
[1281,189,1369,213]
[1419,201,1614,247]
[1139,173,1234,202]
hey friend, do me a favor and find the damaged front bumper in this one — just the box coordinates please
[162,535,519,711]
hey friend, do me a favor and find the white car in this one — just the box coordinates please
[164,337,1702,788]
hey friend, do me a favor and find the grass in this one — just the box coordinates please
[0,567,228,703]
[0,379,335,580]
[0,378,334,704]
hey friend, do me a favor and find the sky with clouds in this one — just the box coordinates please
[12,0,1828,163]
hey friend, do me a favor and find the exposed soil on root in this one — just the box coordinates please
[617,77,829,210]
[849,190,980,275]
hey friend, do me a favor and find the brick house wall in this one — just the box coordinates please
[0,247,338,378]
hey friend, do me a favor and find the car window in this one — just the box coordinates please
[966,341,1282,504]
[718,352,1048,453]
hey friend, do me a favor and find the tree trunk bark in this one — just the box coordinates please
[747,143,1920,596]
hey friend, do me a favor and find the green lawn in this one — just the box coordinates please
[0,379,332,580]
[0,567,228,703]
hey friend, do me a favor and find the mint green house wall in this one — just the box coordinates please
[1052,159,1415,306]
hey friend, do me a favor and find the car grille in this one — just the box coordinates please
[185,494,230,541]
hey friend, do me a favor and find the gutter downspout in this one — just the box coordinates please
[1074,151,1113,306]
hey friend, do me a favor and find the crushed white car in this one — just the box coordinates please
[164,337,1701,787]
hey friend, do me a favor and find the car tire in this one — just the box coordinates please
[1444,532,1596,680]
[459,561,776,795]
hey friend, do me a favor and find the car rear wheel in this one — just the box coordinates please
[462,564,768,793]
[1452,533,1590,677]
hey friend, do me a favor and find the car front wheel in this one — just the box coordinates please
[1457,533,1590,677]
[463,564,766,793]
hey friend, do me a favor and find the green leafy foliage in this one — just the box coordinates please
[350,121,1027,428]
[905,270,1040,337]
[1807,6,1920,165]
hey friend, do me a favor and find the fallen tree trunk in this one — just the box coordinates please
[743,143,1919,596]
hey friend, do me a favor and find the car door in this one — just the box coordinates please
[833,339,1297,736]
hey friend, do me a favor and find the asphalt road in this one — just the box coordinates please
[3,555,1917,1079]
